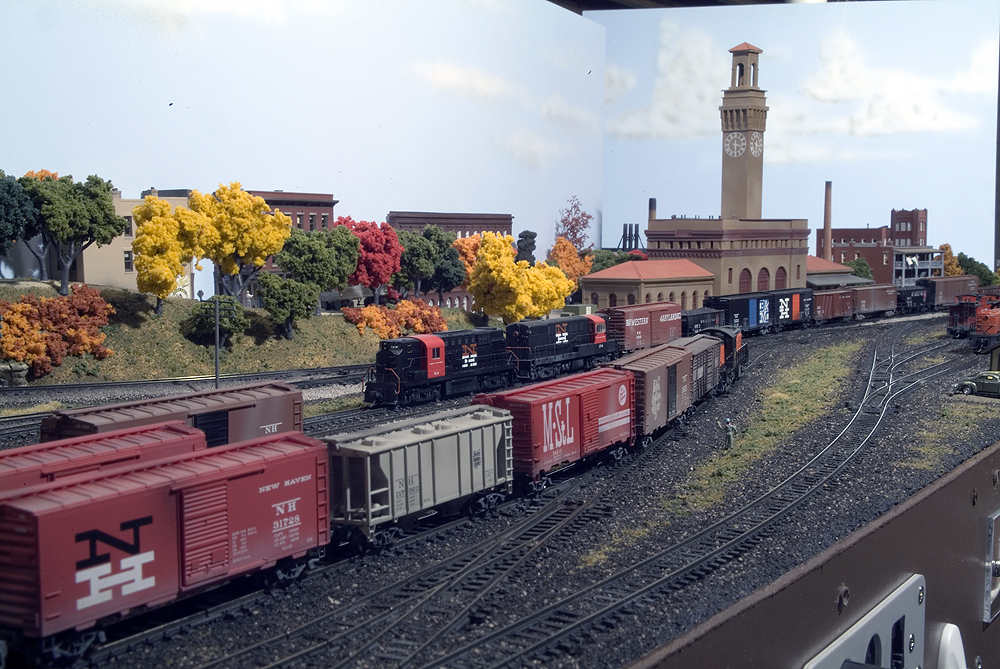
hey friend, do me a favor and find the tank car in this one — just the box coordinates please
[504,315,618,381]
[39,381,303,445]
[363,328,513,406]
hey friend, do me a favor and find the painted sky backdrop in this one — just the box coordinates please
[1,0,997,277]
[591,0,999,264]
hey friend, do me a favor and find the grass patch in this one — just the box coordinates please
[664,341,863,516]
[1,401,65,416]
[304,395,366,417]
[579,526,652,568]
[899,397,1000,471]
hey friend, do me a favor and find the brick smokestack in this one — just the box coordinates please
[823,181,833,262]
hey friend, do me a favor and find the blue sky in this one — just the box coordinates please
[1,0,997,277]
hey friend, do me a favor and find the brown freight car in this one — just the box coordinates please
[851,284,898,318]
[0,421,205,498]
[668,335,722,403]
[472,368,634,485]
[813,289,854,323]
[0,432,328,652]
[918,275,980,308]
[39,381,303,446]
[600,301,682,353]
[606,344,691,446]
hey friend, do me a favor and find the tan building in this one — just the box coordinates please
[644,43,811,297]
[73,188,195,298]
[578,259,715,310]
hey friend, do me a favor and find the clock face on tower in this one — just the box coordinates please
[724,132,746,158]
[750,131,763,158]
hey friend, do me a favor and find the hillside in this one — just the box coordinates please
[0,281,495,385]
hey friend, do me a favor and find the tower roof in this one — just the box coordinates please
[729,42,762,54]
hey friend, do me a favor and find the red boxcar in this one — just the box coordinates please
[40,382,303,446]
[813,289,853,323]
[0,432,328,640]
[606,345,691,440]
[0,422,205,499]
[472,368,634,482]
[851,285,897,318]
[600,302,682,353]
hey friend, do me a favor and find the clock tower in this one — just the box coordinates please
[720,43,768,220]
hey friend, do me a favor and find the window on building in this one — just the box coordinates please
[309,214,316,231]
[609,293,618,307]
[321,214,328,230]
[854,253,860,260]
[884,253,889,265]
[645,293,652,303]
[796,265,800,281]
[123,216,133,237]
[728,268,733,285]
[124,251,134,272]
[657,292,663,301]
[739,269,752,293]
[669,292,675,303]
[840,253,846,263]
[627,293,636,305]
[775,267,787,290]
[591,293,599,306]
[463,296,468,310]
[680,292,687,310]
[446,298,452,308]
[757,268,770,291]
[297,214,304,229]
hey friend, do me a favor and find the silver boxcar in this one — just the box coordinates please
[325,405,512,549]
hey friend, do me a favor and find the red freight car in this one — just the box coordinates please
[851,285,897,318]
[606,345,691,445]
[40,381,303,446]
[813,289,853,323]
[600,301,682,353]
[0,422,205,498]
[0,432,328,648]
[472,368,634,484]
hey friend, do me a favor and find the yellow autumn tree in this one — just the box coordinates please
[546,236,593,289]
[188,182,292,299]
[469,232,574,324]
[940,243,963,276]
[132,196,189,309]
[452,234,481,288]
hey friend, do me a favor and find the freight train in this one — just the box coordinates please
[364,275,974,408]
[0,327,746,666]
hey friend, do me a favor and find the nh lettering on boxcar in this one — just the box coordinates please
[74,516,156,611]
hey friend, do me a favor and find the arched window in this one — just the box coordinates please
[680,292,687,310]
[757,268,770,291]
[739,269,752,293]
[657,293,663,302]
[591,293,599,305]
[446,297,452,308]
[462,296,468,310]
[627,294,636,305]
[428,299,435,307]
[669,292,675,303]
[775,267,787,290]
[645,293,652,303]
[609,293,618,307]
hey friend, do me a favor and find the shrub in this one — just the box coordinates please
[180,296,250,348]
[342,299,447,339]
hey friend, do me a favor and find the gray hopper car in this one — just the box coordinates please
[325,405,513,552]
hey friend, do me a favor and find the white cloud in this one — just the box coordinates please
[414,61,529,104]
[604,64,635,106]
[497,129,563,170]
[541,94,598,131]
[605,21,728,140]
[947,39,1000,95]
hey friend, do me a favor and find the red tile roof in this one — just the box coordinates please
[585,259,714,281]
[730,42,762,54]
[806,255,853,273]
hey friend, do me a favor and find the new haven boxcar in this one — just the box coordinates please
[325,405,512,550]
[851,285,898,318]
[813,289,853,323]
[769,288,813,330]
[39,382,303,446]
[0,422,205,497]
[918,275,980,309]
[680,307,724,336]
[704,292,775,334]
[606,345,691,444]
[600,301,682,353]
[473,368,634,485]
[0,432,328,646]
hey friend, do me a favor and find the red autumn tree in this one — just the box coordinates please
[556,195,593,252]
[335,216,403,303]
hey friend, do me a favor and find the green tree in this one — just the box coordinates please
[19,173,128,295]
[516,230,537,265]
[958,252,999,286]
[0,170,35,272]
[396,229,437,297]
[845,257,873,280]
[275,227,359,312]
[257,272,319,340]
[428,247,466,306]
[589,249,638,274]
[180,295,249,348]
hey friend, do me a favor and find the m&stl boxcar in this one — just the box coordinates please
[39,382,303,446]
[473,368,634,486]
[325,405,513,551]
[0,422,205,497]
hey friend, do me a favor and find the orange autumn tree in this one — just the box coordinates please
[940,243,963,276]
[452,234,481,288]
[546,236,593,289]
